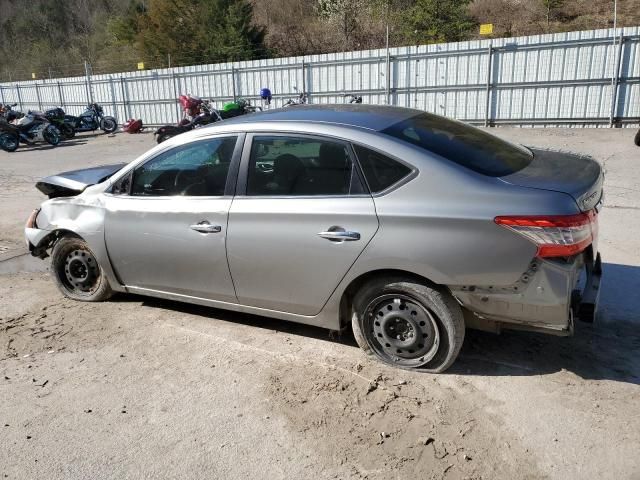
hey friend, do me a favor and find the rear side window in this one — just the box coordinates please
[353,145,412,193]
[381,113,533,177]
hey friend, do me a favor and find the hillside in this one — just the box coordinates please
[0,0,637,81]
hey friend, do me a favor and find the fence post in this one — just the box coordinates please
[0,86,5,105]
[171,72,181,122]
[109,76,117,119]
[15,84,23,112]
[119,77,130,120]
[609,33,624,127]
[231,67,237,102]
[484,42,494,127]
[57,81,64,109]
[34,83,42,111]
[84,60,94,105]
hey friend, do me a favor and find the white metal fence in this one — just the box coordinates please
[1,26,639,127]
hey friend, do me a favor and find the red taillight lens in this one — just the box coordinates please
[494,210,597,258]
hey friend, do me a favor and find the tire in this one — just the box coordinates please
[0,133,19,152]
[60,123,75,139]
[157,133,173,144]
[351,276,465,373]
[634,129,640,147]
[51,236,113,302]
[43,125,60,145]
[101,117,117,133]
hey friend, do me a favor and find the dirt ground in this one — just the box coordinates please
[1,128,639,480]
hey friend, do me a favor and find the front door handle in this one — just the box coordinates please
[317,228,361,242]
[190,221,222,234]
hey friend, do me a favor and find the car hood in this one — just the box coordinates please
[36,163,126,198]
[500,148,604,211]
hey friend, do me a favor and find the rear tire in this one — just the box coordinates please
[0,133,19,152]
[51,237,113,302]
[43,125,60,145]
[351,276,465,373]
[60,123,75,139]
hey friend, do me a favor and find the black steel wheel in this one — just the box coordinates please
[51,237,113,301]
[351,276,465,372]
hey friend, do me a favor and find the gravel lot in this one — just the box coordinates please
[1,128,639,480]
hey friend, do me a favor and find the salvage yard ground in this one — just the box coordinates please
[1,128,639,479]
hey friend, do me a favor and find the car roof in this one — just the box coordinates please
[211,104,420,132]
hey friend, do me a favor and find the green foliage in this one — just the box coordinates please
[400,0,475,44]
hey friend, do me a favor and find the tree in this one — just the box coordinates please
[541,0,564,31]
[400,0,475,44]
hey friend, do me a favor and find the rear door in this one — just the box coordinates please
[226,133,378,316]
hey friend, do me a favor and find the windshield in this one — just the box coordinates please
[381,113,533,177]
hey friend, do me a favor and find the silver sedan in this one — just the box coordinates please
[25,105,603,372]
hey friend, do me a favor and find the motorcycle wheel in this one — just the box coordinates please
[157,133,173,144]
[0,133,19,152]
[43,125,61,146]
[634,128,640,147]
[101,117,117,133]
[60,123,75,139]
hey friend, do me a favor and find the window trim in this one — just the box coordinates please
[106,133,245,199]
[350,141,418,197]
[236,132,369,198]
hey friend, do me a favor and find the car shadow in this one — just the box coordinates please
[113,262,640,386]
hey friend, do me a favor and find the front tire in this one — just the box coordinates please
[51,237,113,302]
[43,125,61,145]
[101,117,117,133]
[0,133,19,152]
[351,276,465,373]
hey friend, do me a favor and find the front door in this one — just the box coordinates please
[227,134,378,316]
[104,135,240,303]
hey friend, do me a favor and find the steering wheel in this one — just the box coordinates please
[174,168,204,195]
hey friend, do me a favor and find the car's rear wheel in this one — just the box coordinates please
[51,237,113,302]
[351,276,464,373]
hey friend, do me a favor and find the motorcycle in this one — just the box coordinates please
[44,107,76,139]
[63,103,117,134]
[284,90,308,107]
[154,98,261,144]
[0,111,61,152]
[0,103,24,122]
[343,93,363,103]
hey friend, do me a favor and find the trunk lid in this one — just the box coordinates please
[500,148,603,211]
[36,163,126,198]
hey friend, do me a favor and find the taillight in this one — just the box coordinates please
[494,210,597,258]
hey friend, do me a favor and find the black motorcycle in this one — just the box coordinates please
[0,111,60,152]
[64,103,117,134]
[44,108,76,139]
[343,93,363,103]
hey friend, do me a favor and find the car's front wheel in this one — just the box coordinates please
[51,236,113,302]
[351,276,465,373]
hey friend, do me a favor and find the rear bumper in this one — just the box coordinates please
[452,249,601,335]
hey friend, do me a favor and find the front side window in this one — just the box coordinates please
[381,113,533,177]
[247,135,363,196]
[130,136,237,196]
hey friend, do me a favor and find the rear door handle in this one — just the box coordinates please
[190,221,222,234]
[317,229,361,242]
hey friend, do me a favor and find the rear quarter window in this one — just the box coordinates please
[353,145,412,193]
[381,113,533,177]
